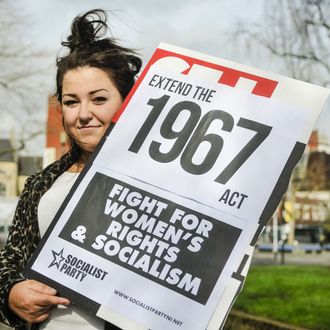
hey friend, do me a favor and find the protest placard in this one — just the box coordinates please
[25,43,329,330]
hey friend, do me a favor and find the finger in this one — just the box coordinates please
[40,294,70,306]
[27,280,57,295]
[31,311,52,324]
[31,305,52,317]
[19,306,52,324]
[22,291,70,309]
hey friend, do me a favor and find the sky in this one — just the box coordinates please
[3,0,330,154]
[16,0,263,63]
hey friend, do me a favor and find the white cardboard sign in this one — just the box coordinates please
[26,43,329,330]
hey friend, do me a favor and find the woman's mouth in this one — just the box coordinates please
[78,125,102,129]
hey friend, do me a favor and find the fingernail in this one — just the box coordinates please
[48,288,57,294]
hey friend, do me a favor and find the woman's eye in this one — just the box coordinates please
[63,100,78,107]
[94,97,107,104]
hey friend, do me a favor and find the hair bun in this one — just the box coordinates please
[62,9,107,50]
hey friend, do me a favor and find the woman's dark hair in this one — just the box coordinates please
[56,9,142,157]
[56,9,142,102]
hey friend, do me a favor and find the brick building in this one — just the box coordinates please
[0,139,17,197]
[44,95,69,167]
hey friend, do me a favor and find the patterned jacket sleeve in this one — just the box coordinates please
[0,173,41,328]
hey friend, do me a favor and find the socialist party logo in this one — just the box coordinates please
[49,248,108,282]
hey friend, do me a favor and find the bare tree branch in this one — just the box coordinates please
[0,0,53,155]
[234,0,330,87]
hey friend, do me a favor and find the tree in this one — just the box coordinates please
[234,0,330,166]
[0,0,52,156]
[235,0,330,87]
[234,0,330,237]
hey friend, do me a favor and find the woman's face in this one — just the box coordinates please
[61,66,123,154]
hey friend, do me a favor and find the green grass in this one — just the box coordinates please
[233,265,330,330]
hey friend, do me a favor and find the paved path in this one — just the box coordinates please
[251,249,330,266]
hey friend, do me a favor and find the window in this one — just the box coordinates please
[0,182,6,196]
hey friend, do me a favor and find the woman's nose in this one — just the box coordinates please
[79,102,93,123]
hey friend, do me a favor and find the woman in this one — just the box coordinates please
[0,9,142,330]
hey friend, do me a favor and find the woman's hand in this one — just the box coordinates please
[8,279,70,323]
